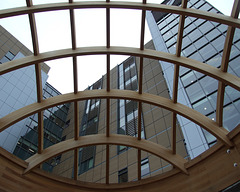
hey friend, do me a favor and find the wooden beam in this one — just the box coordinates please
[106,144,110,184]
[138,2,145,179]
[1,2,240,29]
[0,89,233,147]
[106,98,110,137]
[172,64,180,154]
[216,0,240,127]
[140,0,146,51]
[35,63,43,103]
[73,56,78,94]
[69,0,78,94]
[216,82,225,127]
[172,64,180,104]
[73,148,78,180]
[74,101,79,140]
[24,134,188,175]
[2,133,240,191]
[26,0,39,56]
[106,54,110,92]
[69,0,76,50]
[71,2,79,178]
[138,149,141,181]
[175,0,187,57]
[27,0,44,158]
[37,111,43,154]
[26,0,42,104]
[106,0,110,91]
[171,0,187,154]
[138,57,143,94]
[106,0,110,48]
[137,102,142,140]
[1,47,239,91]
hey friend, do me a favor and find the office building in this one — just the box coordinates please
[146,0,240,158]
[0,25,48,153]
[51,0,240,182]
[0,0,240,191]
[13,82,70,172]
[0,25,70,171]
[52,40,188,182]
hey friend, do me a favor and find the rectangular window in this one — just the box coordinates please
[141,158,150,177]
[118,168,128,183]
[5,51,15,60]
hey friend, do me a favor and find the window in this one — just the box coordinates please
[5,51,15,60]
[0,51,15,64]
[141,158,150,177]
[79,157,94,174]
[118,168,128,183]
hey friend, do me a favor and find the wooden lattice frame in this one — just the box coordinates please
[0,0,240,186]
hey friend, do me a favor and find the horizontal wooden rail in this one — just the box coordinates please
[0,47,239,92]
[24,134,188,174]
[0,89,233,147]
[0,2,240,28]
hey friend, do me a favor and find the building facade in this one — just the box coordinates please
[146,0,240,158]
[52,40,188,183]
[0,25,70,171]
[0,25,48,153]
[13,82,70,172]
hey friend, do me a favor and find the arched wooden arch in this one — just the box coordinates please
[0,0,239,190]
[0,89,233,147]
[0,2,240,28]
[24,134,188,174]
[0,47,239,91]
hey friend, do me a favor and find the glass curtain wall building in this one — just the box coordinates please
[146,0,240,158]
[0,25,70,172]
[13,82,70,172]
[0,25,48,153]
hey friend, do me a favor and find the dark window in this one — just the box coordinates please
[5,51,15,60]
[79,157,94,174]
[118,168,128,183]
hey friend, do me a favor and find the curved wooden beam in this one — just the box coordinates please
[24,134,188,174]
[0,89,233,147]
[0,47,239,91]
[0,2,240,28]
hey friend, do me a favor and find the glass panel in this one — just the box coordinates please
[199,76,218,95]
[210,35,225,52]
[192,97,214,115]
[206,29,221,41]
[206,54,222,68]
[198,21,214,35]
[194,36,208,50]
[225,86,240,102]
[198,44,217,61]
[141,159,150,177]
[181,71,197,87]
[186,82,205,103]
[223,101,240,131]
[118,168,128,183]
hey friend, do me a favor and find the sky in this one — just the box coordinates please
[0,0,235,93]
